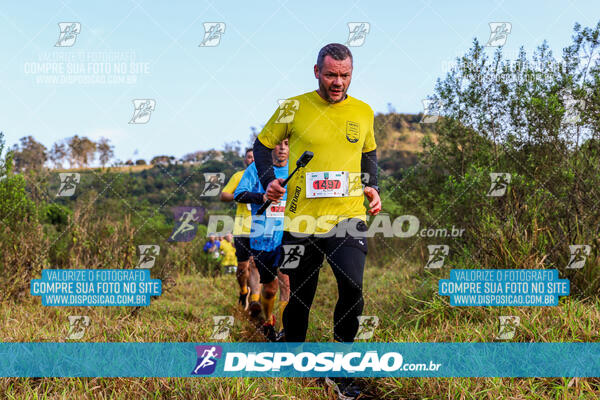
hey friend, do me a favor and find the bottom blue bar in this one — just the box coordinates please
[1,343,599,377]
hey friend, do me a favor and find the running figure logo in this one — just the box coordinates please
[55,22,81,47]
[349,172,369,196]
[199,22,225,47]
[201,173,225,197]
[487,173,511,197]
[275,100,300,124]
[424,245,449,269]
[210,316,234,340]
[66,316,90,340]
[495,316,520,340]
[136,245,160,269]
[486,22,512,47]
[129,99,156,124]
[355,315,379,340]
[566,245,591,269]
[279,245,305,270]
[57,173,80,197]
[346,22,370,47]
[169,207,204,242]
[192,345,223,375]
[420,99,442,123]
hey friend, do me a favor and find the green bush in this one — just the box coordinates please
[0,135,48,301]
[390,22,600,296]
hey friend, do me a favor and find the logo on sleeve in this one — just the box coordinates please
[346,121,360,143]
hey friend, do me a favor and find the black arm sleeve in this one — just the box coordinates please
[234,191,264,204]
[361,149,378,187]
[253,138,276,190]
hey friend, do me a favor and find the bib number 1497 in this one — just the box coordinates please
[306,171,348,198]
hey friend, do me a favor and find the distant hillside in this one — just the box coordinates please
[49,113,431,179]
[56,164,155,173]
[42,156,245,227]
[40,113,432,212]
[374,113,436,176]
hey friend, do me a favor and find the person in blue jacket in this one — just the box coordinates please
[202,233,220,256]
[234,139,289,341]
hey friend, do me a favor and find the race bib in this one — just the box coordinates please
[306,171,349,198]
[266,200,286,218]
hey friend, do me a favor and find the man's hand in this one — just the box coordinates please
[266,178,286,201]
[364,186,382,215]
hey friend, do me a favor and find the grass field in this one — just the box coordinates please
[2,258,600,399]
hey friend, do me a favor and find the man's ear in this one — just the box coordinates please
[314,64,319,79]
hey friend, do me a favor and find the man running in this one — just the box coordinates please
[219,233,237,273]
[220,148,260,310]
[253,43,381,398]
[234,139,290,341]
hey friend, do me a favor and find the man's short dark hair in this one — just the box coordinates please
[316,43,353,70]
[245,147,253,155]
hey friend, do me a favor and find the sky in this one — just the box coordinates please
[0,0,598,163]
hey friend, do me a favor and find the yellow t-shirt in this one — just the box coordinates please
[219,240,237,266]
[221,170,252,236]
[258,91,376,235]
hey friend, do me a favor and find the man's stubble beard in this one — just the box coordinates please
[318,77,348,104]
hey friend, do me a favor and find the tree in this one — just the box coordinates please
[181,150,223,164]
[182,151,202,163]
[67,135,96,168]
[224,140,242,155]
[11,136,47,172]
[0,132,46,301]
[150,155,171,165]
[49,141,67,169]
[248,126,260,147]
[392,20,600,296]
[97,137,114,167]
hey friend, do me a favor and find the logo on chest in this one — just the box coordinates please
[345,121,360,143]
